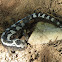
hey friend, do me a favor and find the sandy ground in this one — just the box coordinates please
[0,0,62,62]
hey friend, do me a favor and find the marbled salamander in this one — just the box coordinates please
[1,13,62,48]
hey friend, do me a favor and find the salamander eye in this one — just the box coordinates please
[15,39,25,45]
[13,39,27,48]
[15,40,21,45]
